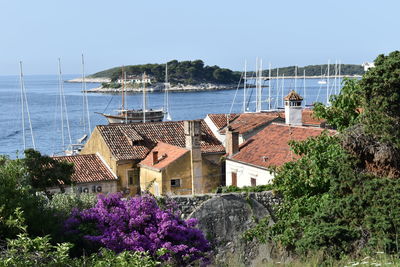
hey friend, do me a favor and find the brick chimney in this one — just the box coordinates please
[152,151,158,165]
[184,120,203,195]
[226,126,239,156]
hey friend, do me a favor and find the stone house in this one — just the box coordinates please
[51,153,118,194]
[80,120,225,195]
[225,91,334,187]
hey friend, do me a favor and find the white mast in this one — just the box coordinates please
[143,72,147,123]
[268,62,271,110]
[275,68,279,109]
[243,60,247,113]
[164,63,172,120]
[327,60,330,105]
[338,60,341,94]
[256,59,262,112]
[303,69,306,106]
[19,62,26,150]
[281,74,285,108]
[19,61,35,150]
[255,58,258,112]
[58,58,72,147]
[81,54,91,134]
[294,65,297,92]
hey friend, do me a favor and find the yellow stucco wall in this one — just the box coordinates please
[139,152,223,196]
[81,127,117,173]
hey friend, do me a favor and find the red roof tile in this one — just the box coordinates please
[230,123,336,168]
[139,142,189,170]
[97,120,225,161]
[208,113,239,130]
[53,154,117,183]
[221,112,283,134]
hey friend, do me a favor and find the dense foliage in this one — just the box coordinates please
[360,51,400,148]
[246,133,400,258]
[249,64,364,77]
[91,60,241,85]
[24,149,74,194]
[65,193,210,265]
[313,78,362,131]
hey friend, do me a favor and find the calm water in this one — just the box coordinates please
[0,74,342,156]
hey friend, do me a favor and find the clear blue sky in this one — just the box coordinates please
[1,0,399,75]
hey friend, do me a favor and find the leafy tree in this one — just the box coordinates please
[359,50,400,147]
[65,194,210,265]
[313,78,362,131]
[23,149,74,194]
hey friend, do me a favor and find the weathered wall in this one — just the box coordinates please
[166,191,283,266]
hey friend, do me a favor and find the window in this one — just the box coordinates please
[170,179,181,187]
[251,178,257,187]
[231,172,237,187]
[127,168,140,186]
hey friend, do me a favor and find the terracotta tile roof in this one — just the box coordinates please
[230,123,336,168]
[208,113,239,130]
[53,154,117,183]
[301,109,326,126]
[284,90,303,101]
[221,112,284,134]
[138,142,189,171]
[97,120,225,161]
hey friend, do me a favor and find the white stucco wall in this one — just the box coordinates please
[225,159,275,187]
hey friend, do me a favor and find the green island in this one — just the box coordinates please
[88,60,365,90]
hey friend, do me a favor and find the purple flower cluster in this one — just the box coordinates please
[65,193,210,265]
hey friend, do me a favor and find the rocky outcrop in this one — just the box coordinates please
[342,125,400,178]
[167,192,285,266]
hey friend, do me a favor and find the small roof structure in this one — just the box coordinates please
[284,90,304,101]
[138,142,189,171]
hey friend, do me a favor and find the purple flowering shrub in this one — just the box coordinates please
[64,193,210,265]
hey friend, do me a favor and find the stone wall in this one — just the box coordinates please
[168,191,280,219]
[164,191,284,266]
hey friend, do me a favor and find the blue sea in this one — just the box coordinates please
[0,74,342,156]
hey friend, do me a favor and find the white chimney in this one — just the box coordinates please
[284,90,303,126]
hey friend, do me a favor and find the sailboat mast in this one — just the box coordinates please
[268,63,271,110]
[121,65,125,111]
[19,61,26,150]
[19,61,35,150]
[164,63,169,114]
[143,72,147,123]
[303,69,306,106]
[243,60,247,113]
[81,54,91,134]
[327,60,330,105]
[294,65,297,92]
[281,74,285,108]
[58,58,65,148]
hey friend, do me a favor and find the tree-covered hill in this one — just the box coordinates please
[90,60,364,85]
[259,64,364,77]
[90,60,241,85]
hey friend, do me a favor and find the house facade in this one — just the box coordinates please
[225,91,334,187]
[80,120,225,196]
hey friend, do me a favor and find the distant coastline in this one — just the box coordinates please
[84,83,251,93]
[66,77,110,83]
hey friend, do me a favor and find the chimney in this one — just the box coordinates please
[284,90,303,126]
[152,151,158,165]
[225,126,239,156]
[184,120,203,195]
